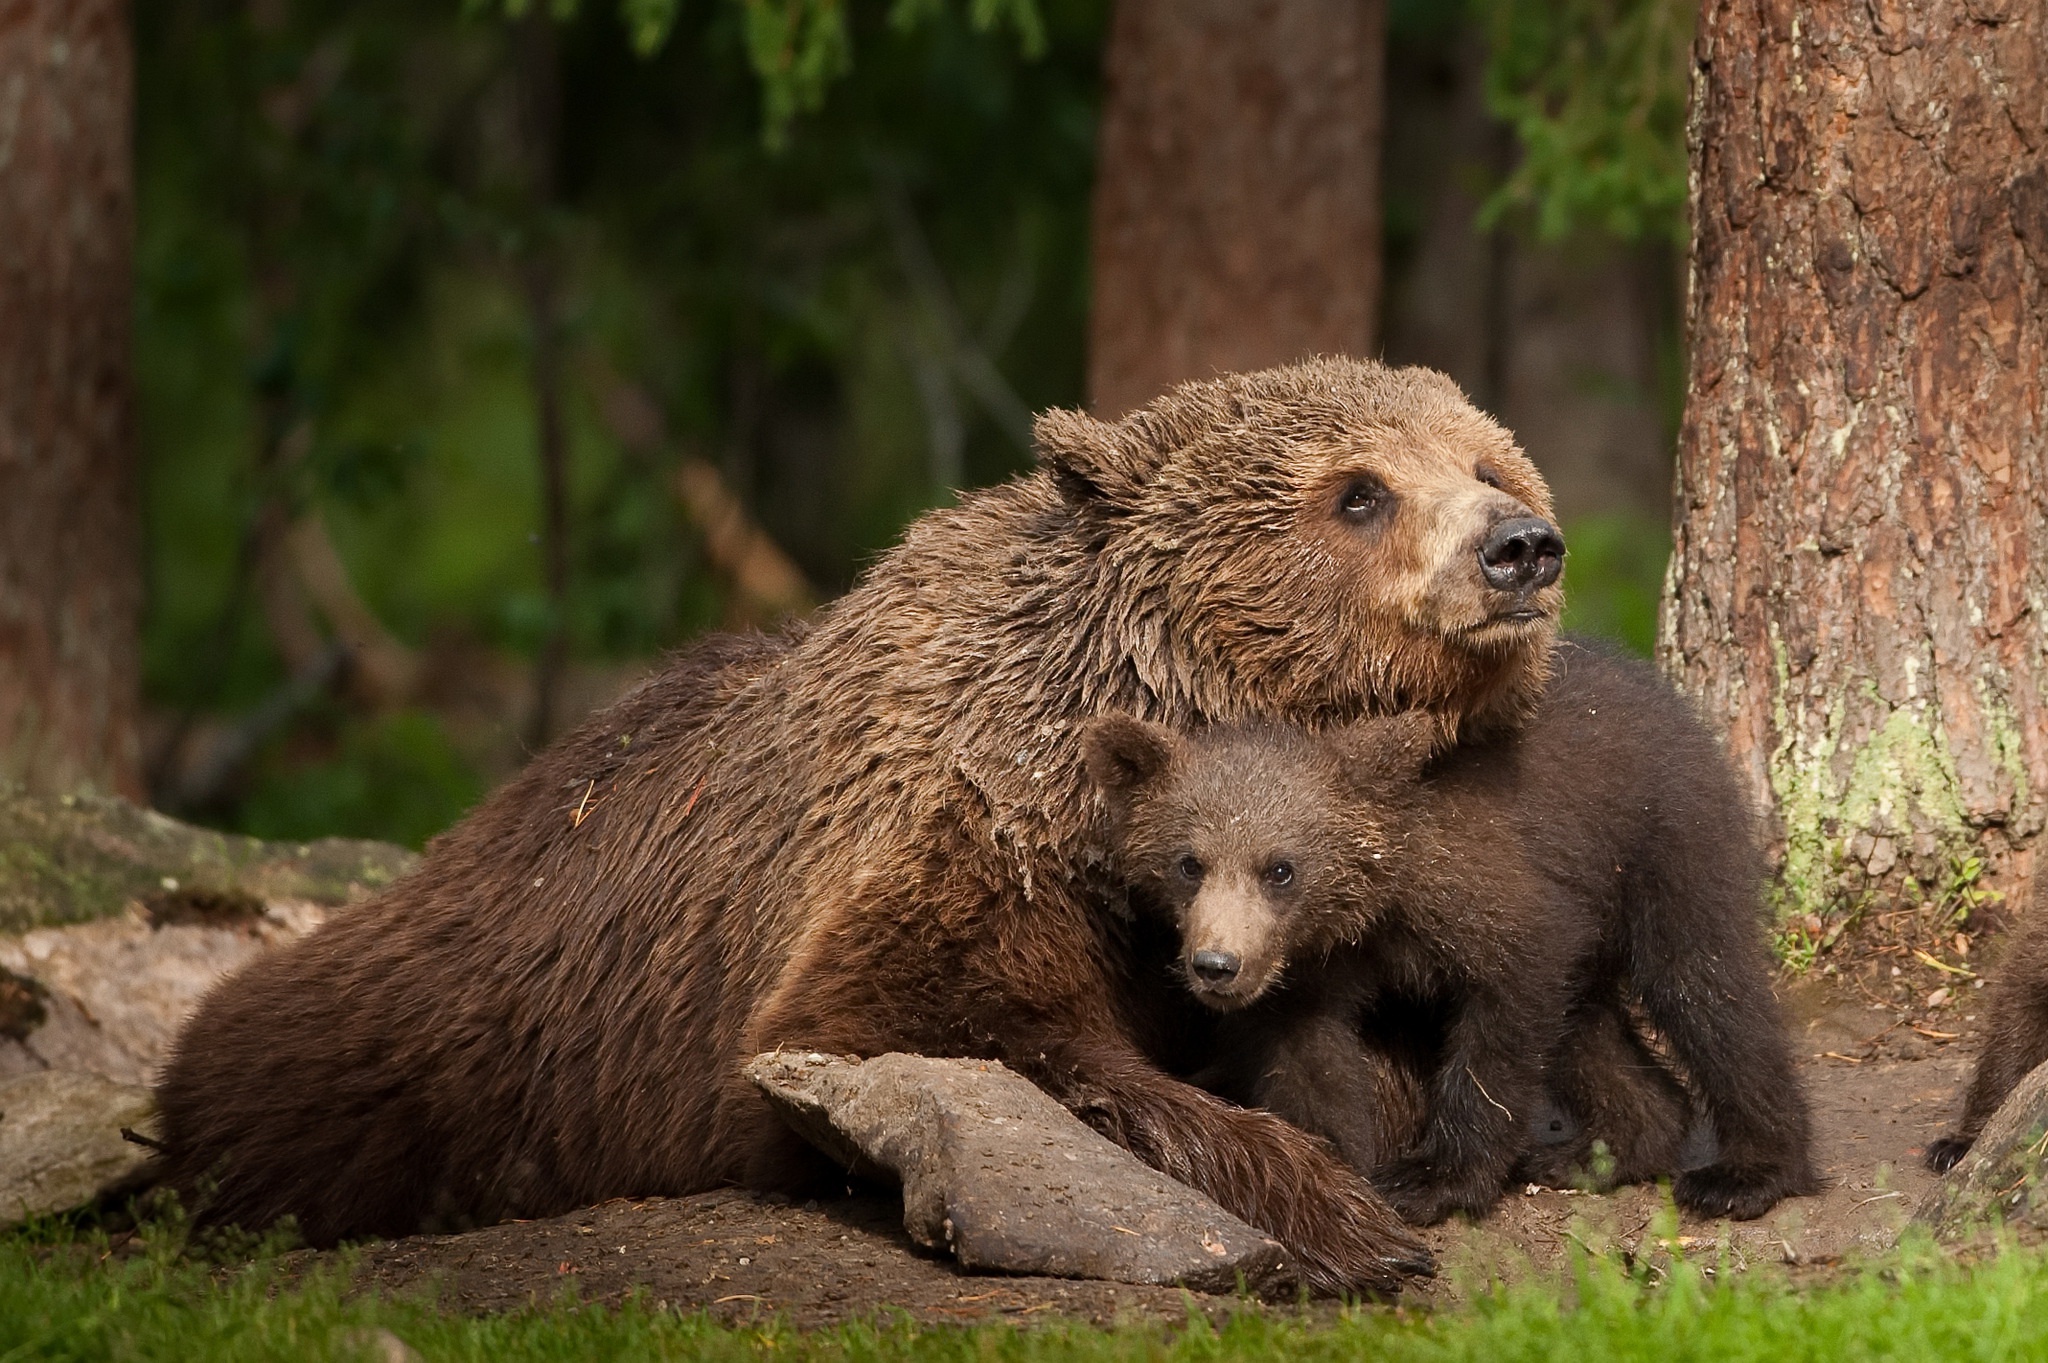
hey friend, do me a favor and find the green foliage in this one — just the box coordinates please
[1560,513,1671,658]
[1475,0,1693,244]
[136,0,1100,842]
[236,711,484,851]
[465,0,1046,142]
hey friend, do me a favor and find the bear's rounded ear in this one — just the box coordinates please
[1035,408,1156,506]
[1081,714,1177,795]
[1331,711,1439,795]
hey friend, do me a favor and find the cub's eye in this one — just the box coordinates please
[1337,476,1390,522]
[1177,855,1205,881]
[1475,462,1505,490]
[1266,861,1295,887]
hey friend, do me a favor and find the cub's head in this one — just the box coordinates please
[1037,357,1561,738]
[1082,711,1436,1010]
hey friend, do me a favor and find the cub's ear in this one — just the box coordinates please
[1330,711,1440,795]
[1035,408,1158,506]
[1081,714,1177,795]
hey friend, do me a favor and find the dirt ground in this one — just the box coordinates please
[336,979,1983,1329]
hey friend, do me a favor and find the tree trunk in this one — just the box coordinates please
[0,0,142,799]
[1661,0,2048,934]
[1087,0,1388,418]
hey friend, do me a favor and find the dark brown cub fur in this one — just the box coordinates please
[1085,640,1818,1225]
[157,357,1564,1297]
[1928,881,2048,1171]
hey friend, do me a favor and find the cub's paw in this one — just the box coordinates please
[1377,1156,1503,1226]
[1673,1161,1814,1221]
[1924,1135,1973,1173]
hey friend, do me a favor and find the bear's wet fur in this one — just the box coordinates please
[156,357,1566,1296]
[1928,876,2048,1170]
[1084,640,1818,1224]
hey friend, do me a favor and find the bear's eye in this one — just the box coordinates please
[1177,854,1204,882]
[1265,861,1295,888]
[1336,475,1392,525]
[1475,462,1505,491]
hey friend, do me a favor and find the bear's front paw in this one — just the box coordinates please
[1376,1156,1503,1225]
[1673,1161,1814,1220]
[1285,1188,1437,1298]
[1924,1135,1973,1173]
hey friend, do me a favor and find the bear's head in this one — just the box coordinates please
[1081,710,1436,1010]
[1038,357,1561,739]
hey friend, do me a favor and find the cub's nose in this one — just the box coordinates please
[1479,516,1565,592]
[1189,949,1242,984]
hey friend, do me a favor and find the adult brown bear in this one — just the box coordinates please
[156,357,1565,1295]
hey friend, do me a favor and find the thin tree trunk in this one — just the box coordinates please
[0,0,142,799]
[1661,0,2048,935]
[1087,0,1388,418]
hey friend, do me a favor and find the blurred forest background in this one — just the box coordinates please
[126,0,1689,848]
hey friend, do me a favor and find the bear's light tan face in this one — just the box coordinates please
[1037,357,1563,733]
[1300,403,1563,655]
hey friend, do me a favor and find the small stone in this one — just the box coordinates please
[339,1328,422,1363]
[746,1051,1290,1294]
[0,1071,157,1224]
[1928,987,1950,1008]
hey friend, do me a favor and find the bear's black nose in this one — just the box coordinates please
[1479,516,1565,592]
[1189,949,1241,984]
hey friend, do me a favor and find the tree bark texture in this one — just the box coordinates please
[1661,0,2048,923]
[0,0,142,799]
[1087,0,1387,418]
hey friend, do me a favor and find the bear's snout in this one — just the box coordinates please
[1189,949,1242,984]
[1478,516,1565,594]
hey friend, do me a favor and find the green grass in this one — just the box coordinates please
[8,1221,2048,1362]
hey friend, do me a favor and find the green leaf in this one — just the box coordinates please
[1477,0,1693,244]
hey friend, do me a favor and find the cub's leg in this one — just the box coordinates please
[1201,994,1430,1178]
[1929,902,2048,1171]
[1369,966,1573,1223]
[1624,869,1818,1217]
[1515,993,1692,1190]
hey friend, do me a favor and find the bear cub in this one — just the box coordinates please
[1927,875,2048,1171]
[1084,642,1817,1224]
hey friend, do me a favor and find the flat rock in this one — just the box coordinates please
[1913,1058,2048,1243]
[0,903,329,1086]
[0,1070,157,1224]
[746,1051,1290,1294]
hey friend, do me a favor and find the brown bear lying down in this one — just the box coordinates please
[1083,640,1818,1224]
[155,357,1565,1296]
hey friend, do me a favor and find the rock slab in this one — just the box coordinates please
[746,1051,1290,1294]
[0,1070,157,1224]
[1914,1058,2048,1242]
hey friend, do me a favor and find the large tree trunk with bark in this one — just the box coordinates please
[1661,0,2048,935]
[1087,0,1387,418]
[0,0,142,800]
